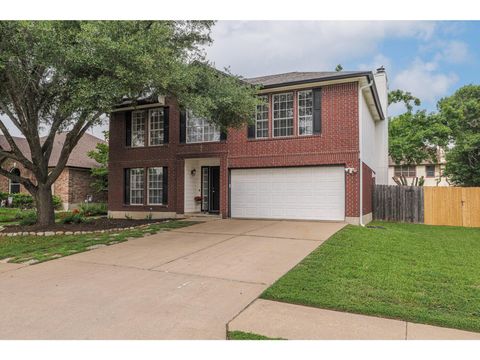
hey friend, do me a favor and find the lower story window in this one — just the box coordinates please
[9,168,21,194]
[130,168,144,205]
[148,167,163,205]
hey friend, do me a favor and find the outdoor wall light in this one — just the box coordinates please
[191,168,196,176]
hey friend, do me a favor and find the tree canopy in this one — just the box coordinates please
[0,21,259,225]
[437,85,480,186]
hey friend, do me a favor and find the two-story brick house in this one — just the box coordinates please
[108,68,388,225]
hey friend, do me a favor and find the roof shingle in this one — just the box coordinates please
[0,132,105,169]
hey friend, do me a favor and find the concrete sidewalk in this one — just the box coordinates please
[228,299,480,340]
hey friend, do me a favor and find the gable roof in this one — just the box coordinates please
[244,70,385,121]
[0,132,105,169]
[245,71,366,87]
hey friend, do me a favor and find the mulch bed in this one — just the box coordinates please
[0,217,170,234]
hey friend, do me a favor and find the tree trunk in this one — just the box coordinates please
[35,184,55,226]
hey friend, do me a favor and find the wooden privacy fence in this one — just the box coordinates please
[373,185,480,227]
[424,187,480,227]
[373,185,424,223]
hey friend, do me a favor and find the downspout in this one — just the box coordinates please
[358,79,374,226]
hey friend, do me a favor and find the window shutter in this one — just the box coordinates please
[125,111,132,146]
[313,88,322,134]
[124,168,131,204]
[163,107,169,144]
[162,167,168,205]
[179,110,186,143]
[247,124,255,139]
[220,130,227,141]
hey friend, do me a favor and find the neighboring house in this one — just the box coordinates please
[108,68,389,225]
[388,148,450,186]
[0,132,107,209]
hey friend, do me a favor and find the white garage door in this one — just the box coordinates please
[230,166,345,221]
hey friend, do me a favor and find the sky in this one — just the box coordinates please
[205,20,480,116]
[1,20,479,138]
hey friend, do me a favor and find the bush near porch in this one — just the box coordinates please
[262,222,480,333]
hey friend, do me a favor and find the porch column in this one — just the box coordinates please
[220,156,228,218]
[176,158,185,214]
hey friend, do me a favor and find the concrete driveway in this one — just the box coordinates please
[0,219,345,339]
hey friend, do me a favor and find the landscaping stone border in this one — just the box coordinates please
[0,223,155,237]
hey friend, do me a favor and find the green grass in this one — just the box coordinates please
[0,220,199,264]
[0,208,22,223]
[227,331,284,340]
[261,222,480,333]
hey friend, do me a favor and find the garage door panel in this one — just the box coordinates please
[231,166,345,221]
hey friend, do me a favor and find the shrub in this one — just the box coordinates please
[61,213,87,224]
[12,193,34,209]
[78,202,107,217]
[52,195,63,210]
[19,211,37,226]
[0,192,9,201]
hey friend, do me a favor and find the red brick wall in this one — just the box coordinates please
[68,168,107,205]
[108,82,361,218]
[362,162,374,215]
[0,159,37,194]
[0,159,106,208]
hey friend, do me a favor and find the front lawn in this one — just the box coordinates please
[0,220,199,264]
[227,331,284,340]
[262,222,480,333]
[0,208,23,223]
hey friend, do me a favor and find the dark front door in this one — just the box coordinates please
[201,166,220,213]
[209,166,220,213]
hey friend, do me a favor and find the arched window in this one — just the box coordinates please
[9,168,21,194]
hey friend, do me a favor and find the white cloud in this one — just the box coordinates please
[392,58,458,103]
[357,53,392,72]
[206,21,436,77]
[439,40,469,63]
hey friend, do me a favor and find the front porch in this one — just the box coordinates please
[184,158,222,216]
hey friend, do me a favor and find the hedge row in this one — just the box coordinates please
[0,192,63,210]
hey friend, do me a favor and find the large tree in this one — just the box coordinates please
[437,85,480,186]
[388,89,450,165]
[0,21,258,226]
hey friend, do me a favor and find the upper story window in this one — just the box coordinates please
[298,90,313,136]
[148,108,164,146]
[128,107,166,148]
[425,165,435,177]
[394,165,416,177]
[131,111,146,147]
[186,112,220,144]
[272,92,294,137]
[255,95,269,138]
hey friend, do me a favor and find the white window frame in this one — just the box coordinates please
[9,168,21,194]
[148,108,165,146]
[298,90,313,136]
[272,92,294,137]
[131,110,146,147]
[425,164,436,178]
[394,165,416,178]
[186,112,220,144]
[255,95,269,139]
[129,168,144,205]
[147,167,163,205]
